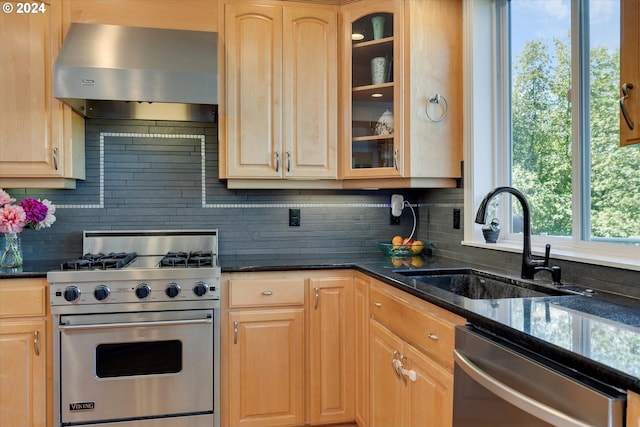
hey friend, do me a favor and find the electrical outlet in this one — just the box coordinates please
[289,209,300,226]
[390,211,400,225]
[453,208,461,229]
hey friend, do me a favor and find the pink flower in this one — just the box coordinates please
[0,205,26,234]
[0,189,15,207]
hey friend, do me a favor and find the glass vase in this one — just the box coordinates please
[1,232,23,269]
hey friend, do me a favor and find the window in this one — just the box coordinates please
[463,0,639,269]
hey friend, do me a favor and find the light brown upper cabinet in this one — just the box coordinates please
[340,0,462,189]
[220,1,339,188]
[620,0,639,146]
[341,1,402,181]
[0,0,85,189]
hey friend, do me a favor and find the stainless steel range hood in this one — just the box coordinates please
[54,23,218,122]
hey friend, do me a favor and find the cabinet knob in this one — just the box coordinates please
[374,302,382,307]
[428,333,439,341]
[262,290,273,296]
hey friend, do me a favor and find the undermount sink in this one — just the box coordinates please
[394,268,569,300]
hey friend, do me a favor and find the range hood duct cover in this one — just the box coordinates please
[54,23,218,122]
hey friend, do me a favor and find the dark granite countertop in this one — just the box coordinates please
[0,259,68,278]
[3,252,639,394]
[219,252,640,395]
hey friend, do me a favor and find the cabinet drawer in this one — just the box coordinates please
[0,279,47,318]
[229,278,305,307]
[370,286,458,369]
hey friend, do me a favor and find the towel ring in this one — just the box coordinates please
[425,94,448,122]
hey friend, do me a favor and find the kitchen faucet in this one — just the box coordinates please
[475,186,562,284]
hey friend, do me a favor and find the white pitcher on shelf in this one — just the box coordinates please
[374,109,394,135]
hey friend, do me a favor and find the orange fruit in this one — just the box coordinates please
[411,240,424,254]
[391,235,404,249]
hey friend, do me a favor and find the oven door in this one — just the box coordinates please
[58,309,214,425]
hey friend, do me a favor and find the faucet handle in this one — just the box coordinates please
[550,266,562,286]
[543,243,551,267]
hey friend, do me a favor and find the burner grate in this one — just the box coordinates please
[160,251,214,268]
[61,252,137,271]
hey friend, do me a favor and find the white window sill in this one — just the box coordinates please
[462,240,640,272]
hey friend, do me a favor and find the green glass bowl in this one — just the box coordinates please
[377,242,425,258]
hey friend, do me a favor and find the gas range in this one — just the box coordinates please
[48,230,221,311]
[48,230,221,427]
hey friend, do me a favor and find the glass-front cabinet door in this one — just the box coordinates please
[341,1,402,179]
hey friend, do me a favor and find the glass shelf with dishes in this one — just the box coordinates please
[346,10,400,175]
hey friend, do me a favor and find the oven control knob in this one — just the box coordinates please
[135,283,151,299]
[94,285,110,301]
[166,283,181,298]
[193,282,208,297]
[63,286,80,302]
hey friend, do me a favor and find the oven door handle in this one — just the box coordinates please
[59,318,213,331]
[453,349,592,427]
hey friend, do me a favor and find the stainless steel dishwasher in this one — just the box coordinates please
[453,326,626,427]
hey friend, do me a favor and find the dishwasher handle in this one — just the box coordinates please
[453,349,593,427]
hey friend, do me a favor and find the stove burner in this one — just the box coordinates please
[160,251,214,268]
[61,252,137,270]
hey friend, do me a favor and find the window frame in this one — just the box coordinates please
[462,0,640,271]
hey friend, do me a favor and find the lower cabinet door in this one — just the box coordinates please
[353,275,370,427]
[0,319,47,427]
[228,309,304,427]
[308,277,354,425]
[369,321,404,427]
[405,344,454,427]
[369,320,454,427]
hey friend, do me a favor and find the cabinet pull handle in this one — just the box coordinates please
[286,151,291,173]
[53,147,59,171]
[393,149,399,171]
[620,83,635,130]
[233,321,239,344]
[34,331,40,356]
[400,366,417,382]
[275,151,280,172]
[399,355,408,384]
[314,287,319,309]
[374,302,382,307]
[428,333,439,341]
[392,351,403,380]
[262,290,273,296]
